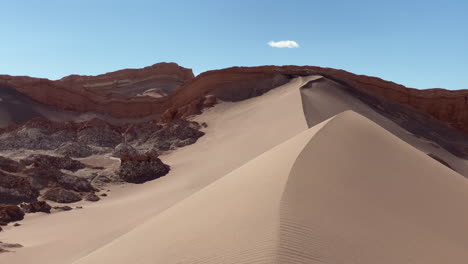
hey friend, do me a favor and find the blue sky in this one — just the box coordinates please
[1,0,467,89]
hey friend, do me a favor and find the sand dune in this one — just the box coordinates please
[73,111,468,263]
[2,76,468,263]
[0,76,317,263]
[300,77,468,176]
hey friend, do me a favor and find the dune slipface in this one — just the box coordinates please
[71,111,468,264]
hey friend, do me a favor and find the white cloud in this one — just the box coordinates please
[268,40,299,48]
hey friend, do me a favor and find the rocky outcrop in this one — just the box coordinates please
[165,66,468,136]
[84,193,100,202]
[0,205,24,223]
[20,154,86,172]
[56,142,93,158]
[20,201,52,214]
[0,62,194,118]
[0,171,39,204]
[0,156,23,173]
[43,187,82,203]
[3,64,467,137]
[118,154,170,184]
[112,143,138,158]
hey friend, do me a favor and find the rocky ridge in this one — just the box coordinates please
[2,64,467,138]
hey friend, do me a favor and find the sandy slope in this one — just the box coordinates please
[0,76,319,264]
[73,111,468,264]
[2,76,468,263]
[300,77,468,176]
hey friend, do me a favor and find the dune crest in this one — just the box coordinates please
[72,111,468,264]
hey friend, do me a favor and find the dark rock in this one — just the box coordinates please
[24,167,63,190]
[20,154,86,172]
[20,201,52,214]
[0,205,24,223]
[43,187,82,203]
[0,156,23,173]
[155,120,204,142]
[112,143,138,158]
[77,125,122,148]
[100,193,107,197]
[57,174,95,192]
[0,221,7,226]
[90,174,112,188]
[13,223,20,227]
[0,226,2,232]
[152,141,171,152]
[84,193,100,202]
[53,206,73,211]
[56,142,93,158]
[75,206,83,209]
[0,171,39,204]
[117,154,170,184]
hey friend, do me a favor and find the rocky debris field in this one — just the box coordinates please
[0,118,205,228]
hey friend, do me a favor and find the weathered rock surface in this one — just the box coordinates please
[2,64,467,138]
[0,62,193,119]
[0,205,24,223]
[0,156,23,173]
[20,154,86,172]
[118,154,170,184]
[84,193,100,202]
[43,187,82,203]
[20,201,52,214]
[112,143,138,158]
[57,174,96,192]
[56,142,93,158]
[0,171,39,204]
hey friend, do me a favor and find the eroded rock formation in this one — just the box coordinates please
[2,63,466,137]
[118,154,170,184]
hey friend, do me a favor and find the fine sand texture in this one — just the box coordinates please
[2,76,468,263]
[0,76,318,263]
[300,77,468,176]
[75,111,468,264]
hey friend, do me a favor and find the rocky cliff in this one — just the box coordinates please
[166,66,468,135]
[1,64,467,135]
[0,62,194,118]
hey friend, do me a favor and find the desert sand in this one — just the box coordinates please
[2,76,468,263]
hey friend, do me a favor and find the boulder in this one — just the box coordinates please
[20,201,52,214]
[0,205,24,223]
[43,187,82,203]
[56,142,93,158]
[0,171,39,204]
[57,174,96,192]
[84,193,100,202]
[20,154,86,172]
[24,167,63,190]
[112,143,138,158]
[0,156,23,173]
[117,154,170,183]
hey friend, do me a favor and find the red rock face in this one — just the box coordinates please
[1,64,467,135]
[169,66,468,135]
[0,62,194,117]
